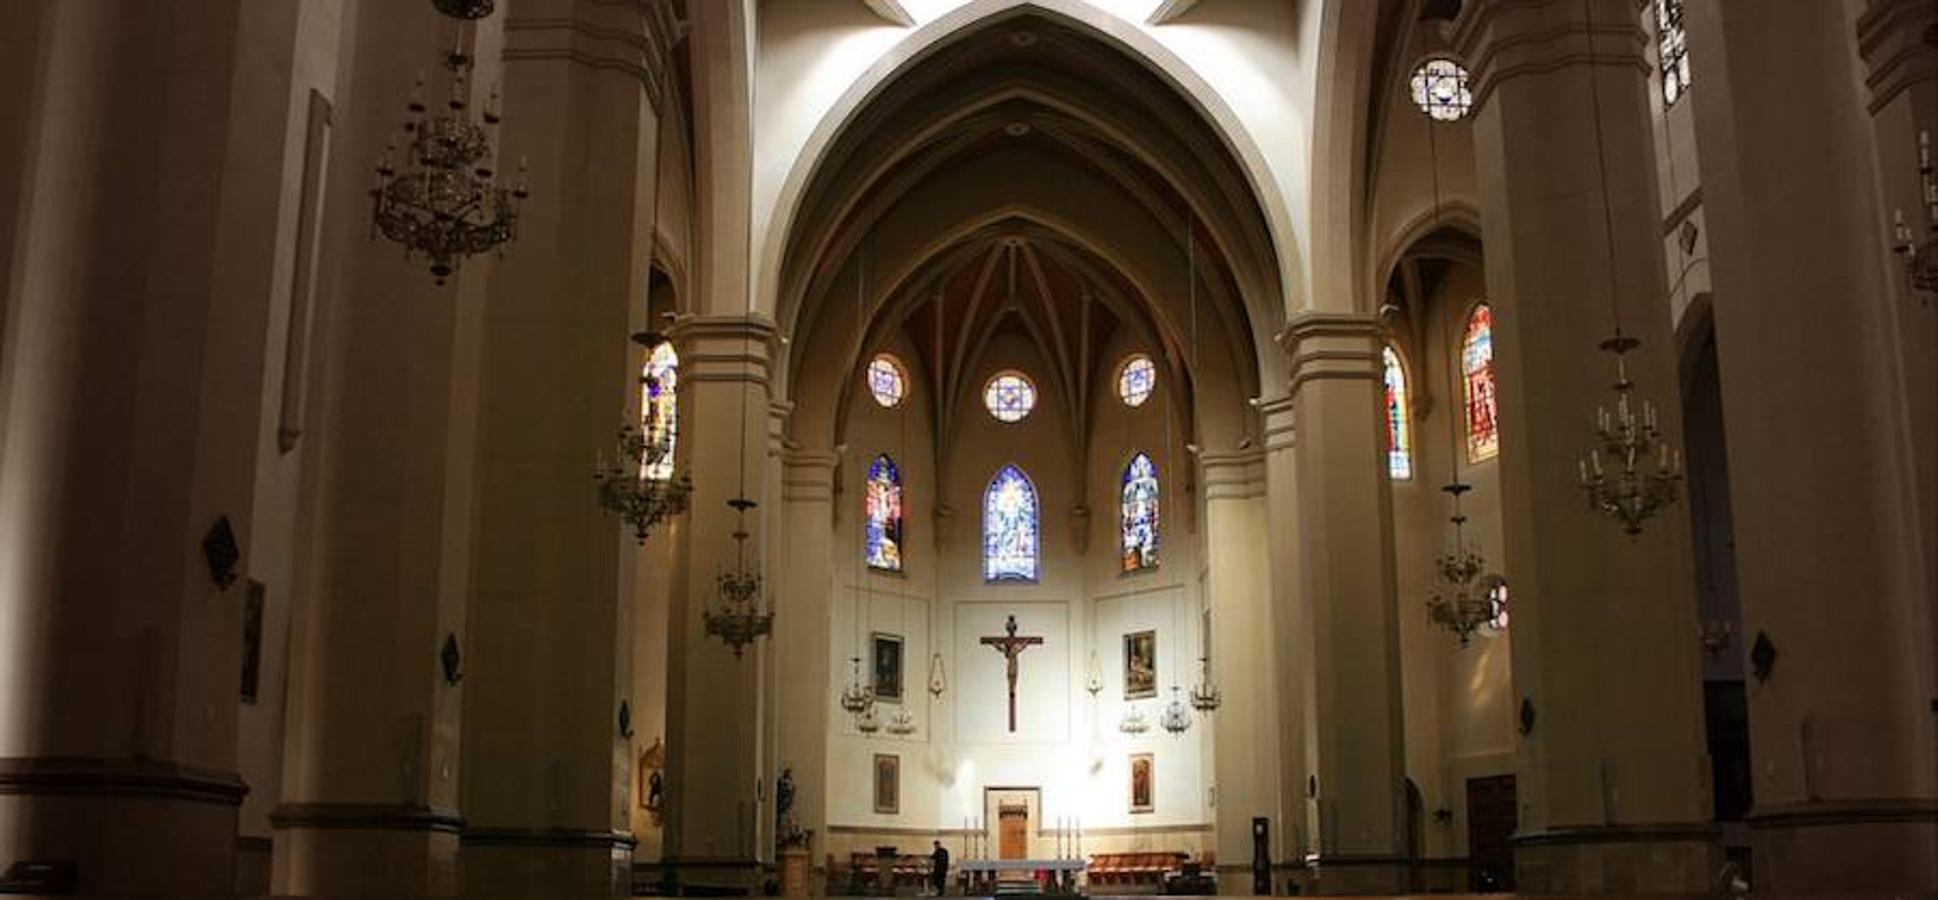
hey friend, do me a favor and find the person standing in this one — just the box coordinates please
[930,839,951,896]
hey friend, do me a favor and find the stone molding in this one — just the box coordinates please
[1509,821,1718,847]
[782,447,839,502]
[1257,394,1297,453]
[269,802,464,833]
[1747,798,1938,829]
[668,314,779,386]
[462,826,640,849]
[504,0,682,112]
[1452,0,1651,112]
[0,757,247,806]
[1856,0,1938,113]
[1278,312,1382,399]
[1200,448,1267,500]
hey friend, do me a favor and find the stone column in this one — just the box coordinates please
[453,2,681,895]
[270,2,494,894]
[0,0,285,892]
[661,315,775,892]
[775,447,837,874]
[1260,393,1315,872]
[1683,0,1938,890]
[1280,313,1408,894]
[1454,0,1715,890]
[1199,450,1277,892]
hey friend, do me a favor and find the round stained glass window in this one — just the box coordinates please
[1118,354,1156,407]
[983,372,1037,423]
[867,354,907,408]
[1409,58,1472,122]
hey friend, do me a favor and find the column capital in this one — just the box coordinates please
[1256,394,1298,453]
[667,314,779,385]
[1200,449,1267,501]
[1452,0,1651,112]
[1856,0,1938,113]
[781,447,839,502]
[504,0,684,112]
[1278,311,1382,399]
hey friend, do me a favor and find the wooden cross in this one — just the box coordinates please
[979,615,1044,733]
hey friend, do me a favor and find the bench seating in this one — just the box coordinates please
[829,851,932,893]
[1086,851,1188,887]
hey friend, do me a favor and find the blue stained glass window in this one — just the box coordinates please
[1121,453,1160,572]
[868,354,907,408]
[1463,304,1499,463]
[983,372,1037,423]
[865,454,904,571]
[641,342,678,481]
[983,465,1039,582]
[1118,355,1156,407]
[1383,346,1413,480]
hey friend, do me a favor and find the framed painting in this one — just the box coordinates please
[1123,630,1157,699]
[872,632,904,702]
[1129,752,1154,813]
[874,753,900,814]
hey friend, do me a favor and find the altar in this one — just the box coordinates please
[957,858,1086,895]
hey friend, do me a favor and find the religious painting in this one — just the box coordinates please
[240,579,265,704]
[1123,630,1157,699]
[874,753,900,814]
[1129,753,1155,813]
[872,632,904,703]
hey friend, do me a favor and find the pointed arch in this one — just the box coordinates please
[1120,452,1160,571]
[1462,302,1499,463]
[983,465,1040,582]
[865,454,905,571]
[1382,345,1413,480]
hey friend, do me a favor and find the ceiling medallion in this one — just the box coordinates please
[1008,30,1039,48]
[431,0,496,19]
[1003,121,1033,137]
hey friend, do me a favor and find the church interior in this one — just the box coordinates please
[0,0,1934,896]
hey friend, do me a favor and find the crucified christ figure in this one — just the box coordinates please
[979,615,1043,733]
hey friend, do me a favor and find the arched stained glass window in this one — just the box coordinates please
[868,354,907,408]
[1383,346,1413,480]
[1120,453,1160,572]
[1462,304,1500,463]
[1656,0,1691,106]
[984,372,1037,423]
[641,342,678,481]
[864,454,904,572]
[983,465,1039,582]
[1118,355,1156,407]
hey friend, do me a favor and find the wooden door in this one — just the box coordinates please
[1465,775,1516,892]
[998,805,1028,860]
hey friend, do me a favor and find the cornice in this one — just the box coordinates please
[1856,0,1938,114]
[1452,0,1650,113]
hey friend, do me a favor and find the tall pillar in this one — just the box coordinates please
[1200,450,1278,893]
[453,2,680,894]
[0,0,275,892]
[1260,394,1315,872]
[1280,313,1408,894]
[661,316,775,892]
[271,2,492,893]
[775,447,837,873]
[1454,1,1716,890]
[1684,0,1938,890]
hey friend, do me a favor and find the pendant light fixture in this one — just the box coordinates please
[1573,0,1683,535]
[702,316,773,657]
[1182,210,1220,717]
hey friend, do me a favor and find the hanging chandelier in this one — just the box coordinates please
[1425,484,1505,645]
[1084,651,1104,697]
[840,657,875,715]
[431,0,496,18]
[1160,686,1192,736]
[928,653,948,698]
[1117,704,1149,735]
[703,499,772,657]
[371,46,528,285]
[1189,655,1222,713]
[886,708,917,736]
[1893,130,1937,299]
[1578,338,1683,535]
[593,423,691,543]
[856,704,882,734]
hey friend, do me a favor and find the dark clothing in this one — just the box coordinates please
[930,846,950,894]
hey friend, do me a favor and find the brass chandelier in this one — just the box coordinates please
[1425,484,1506,645]
[593,420,691,543]
[705,499,771,657]
[371,26,528,286]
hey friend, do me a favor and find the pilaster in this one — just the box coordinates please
[777,447,838,878]
[1455,1,1716,890]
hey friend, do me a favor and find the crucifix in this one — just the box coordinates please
[979,614,1044,733]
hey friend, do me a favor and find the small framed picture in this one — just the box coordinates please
[1129,753,1155,813]
[1123,630,1157,699]
[872,632,904,703]
[874,753,900,814]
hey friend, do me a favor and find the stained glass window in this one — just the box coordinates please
[1656,0,1691,107]
[865,454,904,572]
[1118,355,1156,407]
[868,354,907,408]
[1383,346,1413,480]
[1463,304,1500,463]
[1409,58,1472,122]
[1120,453,1160,572]
[641,342,678,481]
[983,465,1039,582]
[983,372,1037,423]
